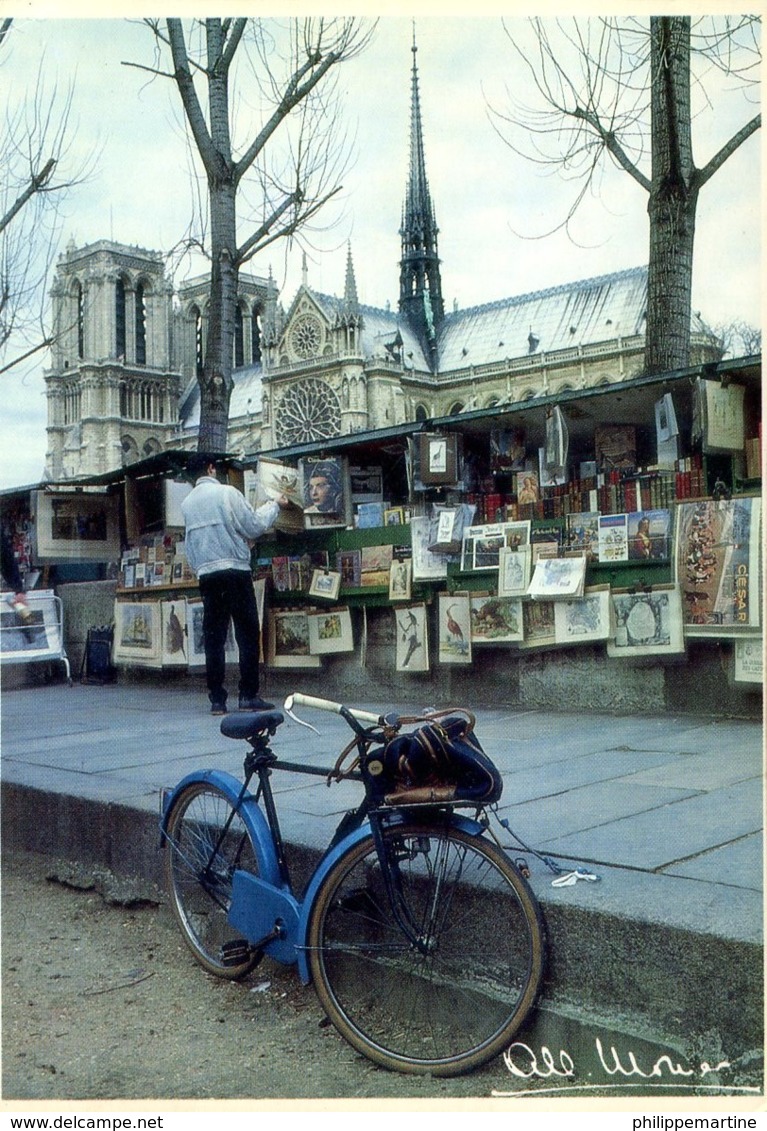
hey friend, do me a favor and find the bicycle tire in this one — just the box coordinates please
[307,821,545,1076]
[164,781,263,980]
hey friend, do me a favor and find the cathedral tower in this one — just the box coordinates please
[398,30,444,370]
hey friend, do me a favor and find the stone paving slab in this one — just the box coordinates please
[541,778,762,870]
[500,780,703,844]
[660,831,764,890]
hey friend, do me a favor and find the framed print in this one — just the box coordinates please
[419,433,459,485]
[395,604,430,672]
[553,586,612,646]
[498,546,531,597]
[360,543,393,587]
[388,557,412,601]
[472,531,506,571]
[734,637,763,684]
[384,506,405,527]
[518,600,556,650]
[0,592,62,663]
[675,497,761,634]
[163,479,192,528]
[309,569,341,602]
[113,600,161,666]
[607,586,685,657]
[266,609,321,668]
[700,378,746,452]
[33,490,121,562]
[461,521,531,572]
[470,595,524,644]
[307,606,354,654]
[527,554,587,601]
[437,592,472,664]
[628,510,672,561]
[186,600,206,667]
[299,456,350,530]
[161,600,187,666]
[335,549,362,588]
[516,471,540,505]
[411,515,448,581]
[349,465,383,502]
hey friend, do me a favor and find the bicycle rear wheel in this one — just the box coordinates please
[164,782,263,979]
[308,821,545,1076]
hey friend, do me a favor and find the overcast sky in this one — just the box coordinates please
[0,8,761,489]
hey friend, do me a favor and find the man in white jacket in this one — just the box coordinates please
[182,456,288,715]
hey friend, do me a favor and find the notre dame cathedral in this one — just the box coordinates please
[44,37,718,481]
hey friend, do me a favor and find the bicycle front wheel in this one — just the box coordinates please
[164,782,263,980]
[307,821,545,1076]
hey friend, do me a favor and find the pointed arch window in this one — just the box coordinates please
[75,282,84,359]
[251,307,262,364]
[115,278,126,359]
[135,282,147,365]
[191,306,204,376]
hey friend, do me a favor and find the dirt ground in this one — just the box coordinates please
[1,849,519,1103]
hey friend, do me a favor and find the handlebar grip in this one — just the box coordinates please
[284,692,382,725]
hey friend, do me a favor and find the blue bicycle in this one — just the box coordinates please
[161,693,545,1076]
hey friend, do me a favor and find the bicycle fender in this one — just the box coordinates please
[159,769,282,887]
[294,811,486,985]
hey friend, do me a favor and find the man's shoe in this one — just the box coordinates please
[238,696,275,711]
[210,702,228,716]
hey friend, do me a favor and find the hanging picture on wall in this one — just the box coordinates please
[553,586,611,646]
[395,604,430,673]
[360,543,393,587]
[518,600,556,650]
[244,457,304,533]
[461,521,530,572]
[470,595,524,644]
[113,601,162,666]
[308,569,342,602]
[186,600,205,667]
[266,609,321,668]
[497,546,531,597]
[734,637,763,684]
[34,490,121,562]
[527,554,587,601]
[411,515,449,580]
[419,433,460,485]
[161,600,188,666]
[607,586,685,657]
[388,557,412,601]
[675,497,761,635]
[437,592,472,664]
[307,607,354,654]
[0,592,61,662]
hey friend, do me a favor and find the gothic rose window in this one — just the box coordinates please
[290,314,323,360]
[275,379,341,445]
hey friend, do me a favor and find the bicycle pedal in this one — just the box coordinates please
[220,938,253,966]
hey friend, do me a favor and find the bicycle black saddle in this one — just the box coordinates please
[220,710,285,740]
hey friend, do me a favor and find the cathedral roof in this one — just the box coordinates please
[179,364,264,429]
[435,266,650,370]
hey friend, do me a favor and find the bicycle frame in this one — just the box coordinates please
[160,764,486,986]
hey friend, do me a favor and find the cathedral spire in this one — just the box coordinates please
[399,26,444,367]
[343,242,359,314]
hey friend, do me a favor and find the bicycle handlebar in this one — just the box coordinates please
[283,692,382,726]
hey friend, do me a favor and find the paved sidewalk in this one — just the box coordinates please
[1,680,763,1055]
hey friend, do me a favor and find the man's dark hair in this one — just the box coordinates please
[186,453,216,481]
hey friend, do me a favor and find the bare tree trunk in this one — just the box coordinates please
[645,16,697,375]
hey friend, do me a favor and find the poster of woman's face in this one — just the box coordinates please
[301,458,344,516]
